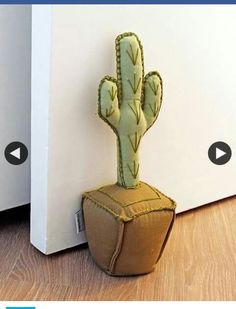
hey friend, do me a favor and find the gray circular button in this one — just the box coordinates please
[4,142,28,165]
[208,141,232,165]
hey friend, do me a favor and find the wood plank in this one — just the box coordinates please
[0,205,29,278]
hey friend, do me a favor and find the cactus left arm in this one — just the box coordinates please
[98,76,120,129]
[143,71,163,130]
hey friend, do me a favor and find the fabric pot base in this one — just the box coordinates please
[82,181,176,276]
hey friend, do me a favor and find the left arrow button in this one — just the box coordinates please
[4,142,28,165]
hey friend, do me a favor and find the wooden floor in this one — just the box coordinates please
[0,197,235,301]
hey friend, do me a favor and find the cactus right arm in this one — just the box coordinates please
[143,71,162,130]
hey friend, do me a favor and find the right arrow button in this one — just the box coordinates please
[208,141,232,165]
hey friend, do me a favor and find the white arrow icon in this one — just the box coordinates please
[10,147,21,160]
[216,147,226,160]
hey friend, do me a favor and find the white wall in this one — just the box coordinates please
[0,5,31,211]
[31,5,236,254]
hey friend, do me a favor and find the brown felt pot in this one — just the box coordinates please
[82,181,176,276]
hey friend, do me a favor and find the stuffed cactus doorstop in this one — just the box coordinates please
[82,33,176,276]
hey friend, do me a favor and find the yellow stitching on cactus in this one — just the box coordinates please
[148,80,159,96]
[108,86,117,101]
[117,136,126,187]
[126,43,139,65]
[127,160,139,179]
[149,100,159,117]
[128,100,141,125]
[127,73,141,94]
[128,132,142,153]
[106,106,115,117]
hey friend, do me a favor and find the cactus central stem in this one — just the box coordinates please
[117,135,140,188]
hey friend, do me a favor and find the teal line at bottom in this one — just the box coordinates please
[6,307,35,309]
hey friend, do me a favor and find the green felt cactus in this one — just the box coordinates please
[83,33,175,276]
[98,32,162,188]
